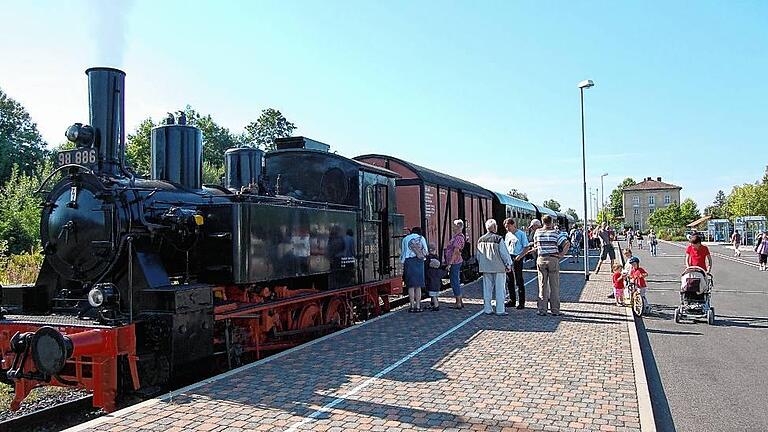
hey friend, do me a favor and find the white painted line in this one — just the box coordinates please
[625,299,657,431]
[660,240,760,269]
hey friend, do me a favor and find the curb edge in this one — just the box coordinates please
[625,305,657,432]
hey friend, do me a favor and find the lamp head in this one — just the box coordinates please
[578,79,595,89]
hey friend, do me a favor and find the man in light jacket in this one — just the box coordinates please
[476,219,513,315]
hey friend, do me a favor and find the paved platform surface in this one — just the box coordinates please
[638,241,768,432]
[71,256,644,432]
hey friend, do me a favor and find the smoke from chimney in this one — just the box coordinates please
[89,0,135,67]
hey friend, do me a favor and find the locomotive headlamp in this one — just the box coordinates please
[87,284,117,308]
[65,123,95,148]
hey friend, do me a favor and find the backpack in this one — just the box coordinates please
[408,236,426,259]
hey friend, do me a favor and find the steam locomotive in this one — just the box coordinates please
[0,68,404,411]
[0,67,572,413]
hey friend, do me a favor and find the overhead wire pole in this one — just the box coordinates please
[578,79,594,281]
[595,188,600,221]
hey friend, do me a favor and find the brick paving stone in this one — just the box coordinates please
[70,268,641,432]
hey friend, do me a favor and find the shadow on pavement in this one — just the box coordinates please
[645,328,702,336]
[635,317,677,432]
[713,314,768,329]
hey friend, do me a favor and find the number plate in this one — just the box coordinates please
[56,148,97,167]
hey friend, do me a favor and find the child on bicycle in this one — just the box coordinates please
[611,263,625,306]
[622,248,634,275]
[628,256,649,309]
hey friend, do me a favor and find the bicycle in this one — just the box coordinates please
[625,280,643,316]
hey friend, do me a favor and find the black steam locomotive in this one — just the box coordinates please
[0,68,404,411]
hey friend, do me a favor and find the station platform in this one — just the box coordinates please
[69,259,650,432]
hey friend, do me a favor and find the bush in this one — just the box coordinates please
[0,164,50,254]
[202,161,224,186]
[0,240,43,284]
[656,227,686,242]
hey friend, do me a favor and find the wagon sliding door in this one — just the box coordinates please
[424,184,439,249]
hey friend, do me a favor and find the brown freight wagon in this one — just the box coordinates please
[355,155,493,281]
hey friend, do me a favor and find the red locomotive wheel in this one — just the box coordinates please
[324,299,348,327]
[296,303,322,330]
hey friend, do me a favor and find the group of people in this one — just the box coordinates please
[399,214,570,317]
[475,214,569,316]
[610,250,649,307]
[400,221,465,313]
[731,229,768,271]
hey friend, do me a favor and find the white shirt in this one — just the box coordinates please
[400,233,428,262]
[504,232,518,255]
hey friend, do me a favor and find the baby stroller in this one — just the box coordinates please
[674,266,715,324]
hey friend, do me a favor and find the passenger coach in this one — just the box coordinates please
[491,192,537,236]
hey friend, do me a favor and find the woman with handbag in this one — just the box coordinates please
[444,220,467,309]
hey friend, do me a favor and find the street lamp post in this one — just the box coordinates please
[578,79,594,281]
[595,188,600,223]
[600,173,608,224]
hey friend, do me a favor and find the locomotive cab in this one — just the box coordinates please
[266,137,404,284]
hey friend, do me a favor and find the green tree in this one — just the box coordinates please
[542,199,561,212]
[608,178,637,217]
[0,162,52,254]
[596,209,617,226]
[507,189,528,201]
[185,106,243,167]
[726,183,768,217]
[0,88,48,185]
[125,118,155,176]
[679,198,701,225]
[566,208,580,222]
[703,190,728,219]
[202,161,224,185]
[244,108,296,151]
[648,201,683,230]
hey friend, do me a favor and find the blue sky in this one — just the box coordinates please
[1,1,766,216]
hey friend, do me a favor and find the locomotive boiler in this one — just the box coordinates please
[0,68,404,411]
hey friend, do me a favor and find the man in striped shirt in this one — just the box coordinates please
[533,215,570,316]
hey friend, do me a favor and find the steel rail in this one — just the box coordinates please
[0,395,94,431]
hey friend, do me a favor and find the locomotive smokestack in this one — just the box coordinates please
[86,67,125,176]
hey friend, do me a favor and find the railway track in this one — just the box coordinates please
[0,395,94,432]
